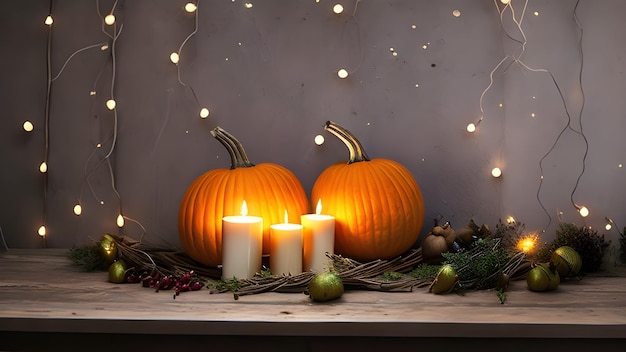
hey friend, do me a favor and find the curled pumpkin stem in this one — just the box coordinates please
[324,121,370,164]
[210,126,255,169]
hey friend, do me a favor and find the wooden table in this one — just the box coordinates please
[1,249,625,351]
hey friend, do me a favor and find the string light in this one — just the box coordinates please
[23,121,34,132]
[491,167,502,178]
[576,205,589,218]
[38,225,46,237]
[333,4,344,14]
[39,162,48,173]
[170,52,180,64]
[106,99,116,110]
[184,3,197,13]
[199,107,210,118]
[605,218,623,234]
[73,204,82,216]
[117,214,125,228]
[104,14,116,25]
[337,68,349,79]
[244,2,253,9]
[452,10,461,17]
[314,135,325,145]
[44,15,53,26]
[466,123,476,133]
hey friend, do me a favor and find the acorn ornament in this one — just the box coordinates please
[550,246,582,278]
[108,259,128,284]
[99,233,118,265]
[526,262,560,292]
[421,223,456,263]
[429,264,459,294]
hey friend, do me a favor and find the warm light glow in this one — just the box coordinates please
[23,121,34,132]
[241,200,248,216]
[199,107,210,118]
[314,134,325,145]
[104,14,116,25]
[491,167,502,178]
[73,204,82,216]
[337,68,348,79]
[605,223,612,231]
[516,235,537,254]
[315,199,323,215]
[45,15,53,26]
[106,99,116,110]
[578,206,589,218]
[101,44,109,51]
[116,214,125,228]
[506,216,516,225]
[170,52,180,64]
[38,225,46,237]
[184,2,197,12]
[500,0,511,4]
[39,161,48,173]
[333,4,344,14]
[283,209,289,224]
[466,123,476,133]
[244,2,253,8]
[452,9,461,17]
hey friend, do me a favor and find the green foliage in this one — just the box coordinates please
[408,263,441,280]
[67,242,107,271]
[442,238,510,290]
[378,271,405,281]
[538,222,609,273]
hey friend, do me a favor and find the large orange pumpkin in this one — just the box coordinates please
[178,126,309,267]
[311,121,424,261]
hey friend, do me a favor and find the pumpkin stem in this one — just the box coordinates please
[324,121,370,164]
[210,126,255,169]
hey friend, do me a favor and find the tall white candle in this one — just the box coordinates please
[270,210,303,276]
[221,200,263,280]
[301,199,335,273]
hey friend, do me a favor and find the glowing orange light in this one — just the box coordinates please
[516,235,538,254]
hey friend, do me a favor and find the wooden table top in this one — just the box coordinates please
[1,249,625,339]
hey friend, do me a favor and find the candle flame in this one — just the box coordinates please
[284,209,289,224]
[315,199,322,215]
[241,200,248,216]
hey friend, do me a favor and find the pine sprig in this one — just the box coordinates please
[67,242,107,272]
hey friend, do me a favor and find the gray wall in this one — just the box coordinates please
[1,0,624,261]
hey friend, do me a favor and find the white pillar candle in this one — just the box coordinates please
[270,210,303,276]
[301,199,335,273]
[221,201,263,280]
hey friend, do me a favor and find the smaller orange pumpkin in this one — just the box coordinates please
[311,121,424,261]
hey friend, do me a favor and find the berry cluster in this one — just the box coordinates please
[126,270,205,298]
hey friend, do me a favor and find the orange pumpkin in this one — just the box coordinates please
[178,126,309,267]
[311,121,424,261]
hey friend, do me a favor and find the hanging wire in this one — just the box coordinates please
[0,225,8,251]
[41,0,55,247]
[484,0,589,233]
[570,0,589,211]
[175,0,202,109]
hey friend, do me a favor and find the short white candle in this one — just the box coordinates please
[301,199,335,273]
[270,210,303,276]
[221,200,263,280]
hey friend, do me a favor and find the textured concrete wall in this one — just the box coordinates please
[1,0,624,262]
